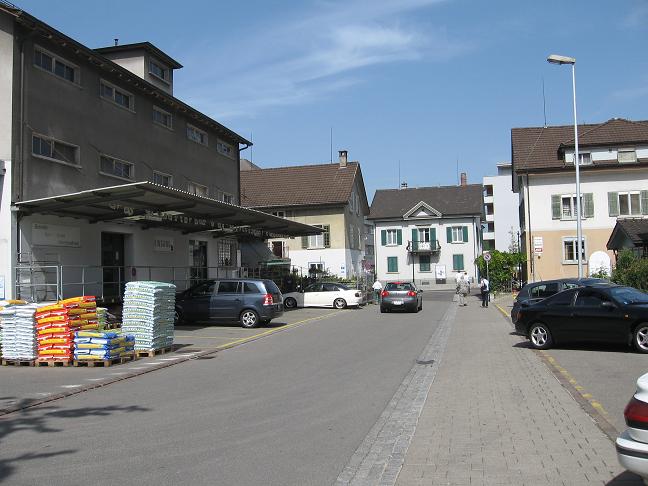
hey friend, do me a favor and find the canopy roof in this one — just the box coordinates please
[14,182,321,238]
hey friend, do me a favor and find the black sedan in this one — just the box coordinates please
[515,284,648,353]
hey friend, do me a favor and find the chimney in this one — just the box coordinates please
[338,150,348,168]
[400,182,408,189]
[114,38,119,46]
[460,172,467,186]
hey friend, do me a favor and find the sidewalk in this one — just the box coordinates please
[396,294,641,486]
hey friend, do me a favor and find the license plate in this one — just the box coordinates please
[393,300,403,305]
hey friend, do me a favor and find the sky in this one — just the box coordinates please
[14,0,648,201]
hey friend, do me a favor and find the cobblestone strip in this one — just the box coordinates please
[335,303,457,486]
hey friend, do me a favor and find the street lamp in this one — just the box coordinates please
[547,54,583,279]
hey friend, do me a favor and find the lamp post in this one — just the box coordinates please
[547,54,583,279]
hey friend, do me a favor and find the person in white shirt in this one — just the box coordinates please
[372,280,383,303]
[480,277,490,308]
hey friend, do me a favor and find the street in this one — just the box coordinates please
[0,292,454,486]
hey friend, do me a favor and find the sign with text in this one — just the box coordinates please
[153,237,174,252]
[435,265,447,280]
[533,236,543,254]
[32,223,80,248]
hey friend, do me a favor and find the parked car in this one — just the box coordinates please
[511,278,607,324]
[616,372,648,481]
[380,281,423,313]
[515,284,648,352]
[175,279,283,328]
[283,282,362,309]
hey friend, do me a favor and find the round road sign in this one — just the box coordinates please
[483,252,492,262]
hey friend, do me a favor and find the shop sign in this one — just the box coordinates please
[533,236,543,254]
[32,223,80,248]
[154,237,174,252]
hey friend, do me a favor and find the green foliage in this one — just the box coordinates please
[589,268,610,279]
[612,250,648,292]
[475,250,526,292]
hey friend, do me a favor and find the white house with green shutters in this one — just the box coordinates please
[368,184,484,289]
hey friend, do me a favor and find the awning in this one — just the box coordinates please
[13,182,321,238]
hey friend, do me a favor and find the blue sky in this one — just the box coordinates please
[16,0,648,200]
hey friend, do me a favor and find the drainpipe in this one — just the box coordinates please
[525,174,534,282]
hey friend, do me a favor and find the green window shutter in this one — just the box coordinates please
[323,225,330,248]
[584,193,594,218]
[430,228,436,248]
[387,256,398,272]
[301,236,308,249]
[551,195,561,219]
[447,227,452,243]
[608,192,619,217]
[641,191,648,215]
[396,229,402,245]
[411,228,418,251]
[381,230,387,246]
[462,226,469,243]
[452,254,464,271]
[420,255,431,272]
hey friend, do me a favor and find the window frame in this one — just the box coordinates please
[419,254,431,272]
[99,79,135,112]
[386,229,399,246]
[216,139,235,159]
[562,237,587,265]
[452,254,465,271]
[99,154,134,181]
[33,45,80,85]
[187,181,208,197]
[450,226,465,243]
[418,228,431,242]
[32,133,80,168]
[308,224,330,249]
[153,105,173,130]
[148,59,170,83]
[153,171,173,187]
[618,191,642,216]
[387,256,399,273]
[618,149,637,164]
[187,124,208,146]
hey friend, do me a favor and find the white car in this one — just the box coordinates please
[283,282,363,309]
[617,372,648,481]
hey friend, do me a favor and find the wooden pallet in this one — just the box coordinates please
[73,354,136,367]
[36,359,72,367]
[1,358,35,367]
[135,345,174,358]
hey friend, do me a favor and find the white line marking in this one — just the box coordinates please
[61,384,82,389]
[85,378,105,381]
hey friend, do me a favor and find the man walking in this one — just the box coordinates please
[480,276,490,308]
[372,279,383,304]
[457,273,470,306]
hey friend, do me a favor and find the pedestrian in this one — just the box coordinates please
[480,276,490,308]
[457,273,470,306]
[372,279,383,303]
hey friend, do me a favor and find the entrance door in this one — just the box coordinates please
[189,240,208,284]
[101,233,125,301]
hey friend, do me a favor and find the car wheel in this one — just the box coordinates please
[633,324,648,353]
[528,323,552,350]
[334,298,347,309]
[380,307,387,313]
[418,301,423,311]
[284,297,297,309]
[174,309,184,325]
[240,309,259,329]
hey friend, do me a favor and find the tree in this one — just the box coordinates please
[475,250,526,292]
[612,250,648,292]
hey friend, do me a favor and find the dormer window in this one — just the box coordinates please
[149,59,169,82]
[565,152,591,165]
[618,149,637,164]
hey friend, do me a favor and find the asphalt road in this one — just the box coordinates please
[0,292,453,486]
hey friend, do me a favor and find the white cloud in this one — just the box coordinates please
[178,0,466,120]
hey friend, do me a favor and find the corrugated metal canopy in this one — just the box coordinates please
[14,182,321,237]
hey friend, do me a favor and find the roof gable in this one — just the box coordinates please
[403,201,442,219]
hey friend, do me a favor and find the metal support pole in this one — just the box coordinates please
[572,63,583,279]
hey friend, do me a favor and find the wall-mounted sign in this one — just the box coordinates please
[32,223,80,248]
[0,275,5,299]
[533,236,543,254]
[435,265,447,280]
[154,237,174,252]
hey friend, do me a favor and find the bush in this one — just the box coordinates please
[475,250,526,293]
[612,250,648,292]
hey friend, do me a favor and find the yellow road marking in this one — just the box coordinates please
[494,303,509,318]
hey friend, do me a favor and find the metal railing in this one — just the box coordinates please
[407,240,441,253]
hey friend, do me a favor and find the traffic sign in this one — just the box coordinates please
[483,252,492,262]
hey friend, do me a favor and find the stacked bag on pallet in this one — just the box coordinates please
[122,281,175,351]
[36,296,98,361]
[0,301,38,360]
[73,330,135,361]
[96,307,107,330]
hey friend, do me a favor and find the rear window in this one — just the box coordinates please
[263,280,281,294]
[244,282,262,294]
[385,282,414,291]
[529,282,560,299]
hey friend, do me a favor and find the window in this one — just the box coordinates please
[34,47,77,83]
[32,134,79,166]
[575,290,610,307]
[217,139,235,159]
[304,225,330,249]
[386,229,399,245]
[452,254,464,271]
[187,124,208,145]
[272,211,287,218]
[187,182,208,197]
[546,289,576,307]
[244,282,262,294]
[387,256,398,273]
[418,228,431,242]
[218,240,235,266]
[529,282,560,299]
[100,155,134,180]
[618,149,637,164]
[419,255,431,272]
[191,281,215,296]
[551,193,594,219]
[562,237,586,264]
[217,281,239,293]
[222,193,233,204]
[448,226,468,243]
[149,60,169,82]
[308,264,324,275]
[153,171,173,187]
[608,191,648,217]
[565,152,592,165]
[153,106,173,129]
[100,80,134,110]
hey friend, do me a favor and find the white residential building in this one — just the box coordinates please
[483,163,520,251]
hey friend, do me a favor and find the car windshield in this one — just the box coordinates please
[610,287,648,305]
[385,282,414,291]
[336,283,349,290]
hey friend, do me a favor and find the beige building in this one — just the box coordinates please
[512,118,648,281]
[240,151,369,278]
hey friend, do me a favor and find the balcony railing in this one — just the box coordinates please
[407,240,441,253]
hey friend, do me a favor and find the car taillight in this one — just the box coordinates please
[407,291,416,297]
[263,293,273,305]
[625,396,648,428]
[381,290,389,297]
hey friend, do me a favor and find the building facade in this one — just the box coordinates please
[512,118,648,281]
[240,152,369,279]
[482,163,520,251]
[369,183,483,288]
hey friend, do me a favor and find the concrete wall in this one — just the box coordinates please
[0,13,13,161]
[483,164,519,251]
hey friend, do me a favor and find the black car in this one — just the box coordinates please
[515,284,648,353]
[511,278,607,324]
[175,279,283,328]
[380,281,423,313]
